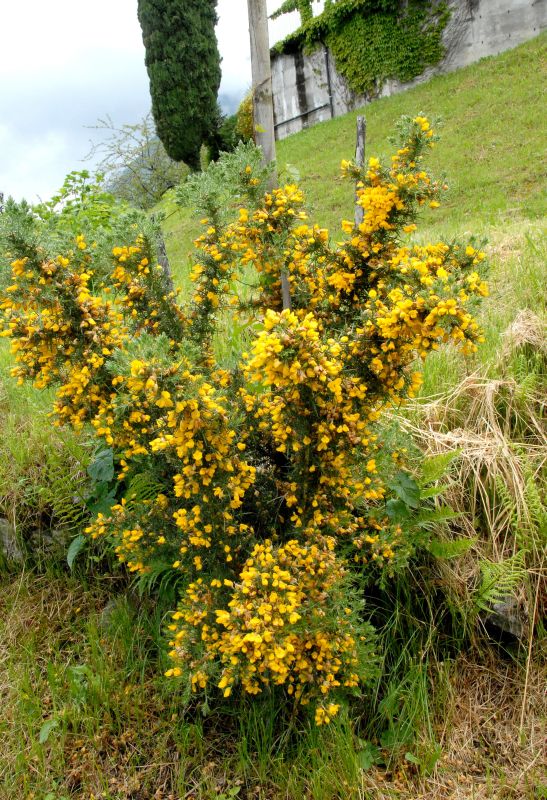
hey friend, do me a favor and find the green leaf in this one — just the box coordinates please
[254,124,266,133]
[87,486,117,517]
[405,751,421,765]
[386,498,411,521]
[389,471,420,508]
[356,741,381,770]
[420,450,460,485]
[39,718,58,744]
[67,534,86,569]
[283,162,301,183]
[427,536,476,559]
[87,448,114,484]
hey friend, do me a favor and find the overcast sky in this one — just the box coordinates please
[0,1,325,203]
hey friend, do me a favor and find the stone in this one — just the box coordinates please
[0,517,24,563]
[28,527,72,560]
[484,595,527,640]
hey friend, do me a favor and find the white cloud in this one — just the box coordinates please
[0,125,68,203]
[0,0,313,201]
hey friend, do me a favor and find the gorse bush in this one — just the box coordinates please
[0,171,178,325]
[0,118,488,725]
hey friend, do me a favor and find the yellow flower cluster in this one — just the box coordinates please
[84,350,256,572]
[85,490,176,574]
[188,222,240,344]
[242,308,383,536]
[150,379,256,564]
[111,240,186,340]
[0,247,127,427]
[167,537,371,717]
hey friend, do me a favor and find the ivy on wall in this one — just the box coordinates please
[273,0,450,97]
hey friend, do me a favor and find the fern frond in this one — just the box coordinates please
[474,550,527,612]
[420,450,459,486]
[124,472,165,509]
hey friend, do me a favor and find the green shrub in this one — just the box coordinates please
[0,116,488,726]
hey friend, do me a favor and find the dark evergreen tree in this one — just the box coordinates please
[137,0,221,169]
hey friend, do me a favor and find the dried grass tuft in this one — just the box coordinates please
[500,309,547,364]
[404,374,545,549]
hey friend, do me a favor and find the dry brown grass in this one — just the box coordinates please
[404,372,545,544]
[500,310,547,364]
[374,313,547,800]
[362,652,546,799]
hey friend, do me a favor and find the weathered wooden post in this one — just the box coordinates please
[247,0,291,310]
[150,213,174,293]
[354,115,366,228]
[247,0,277,180]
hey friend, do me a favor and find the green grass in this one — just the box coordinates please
[161,33,546,284]
[0,571,371,799]
[419,219,546,396]
[0,341,91,556]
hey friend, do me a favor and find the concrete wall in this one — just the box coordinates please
[271,0,547,139]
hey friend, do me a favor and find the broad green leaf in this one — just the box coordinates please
[39,718,58,744]
[87,448,114,484]
[389,471,420,508]
[66,534,86,569]
[386,498,411,521]
[356,742,381,770]
[87,486,117,517]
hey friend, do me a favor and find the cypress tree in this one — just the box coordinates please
[137,0,221,168]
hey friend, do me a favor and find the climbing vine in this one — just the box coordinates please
[271,0,318,25]
[274,0,450,97]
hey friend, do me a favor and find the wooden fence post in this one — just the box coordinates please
[247,0,291,310]
[354,115,366,228]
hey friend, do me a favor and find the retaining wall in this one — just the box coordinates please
[271,0,547,139]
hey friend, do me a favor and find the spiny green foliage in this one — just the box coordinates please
[137,0,221,168]
[0,117,490,725]
[0,171,172,288]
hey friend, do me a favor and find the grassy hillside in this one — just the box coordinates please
[160,33,546,287]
